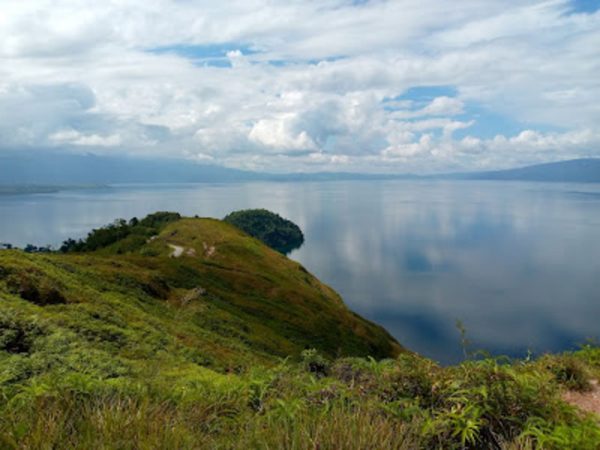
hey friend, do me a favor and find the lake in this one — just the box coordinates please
[1,180,599,364]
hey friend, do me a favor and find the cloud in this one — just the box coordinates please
[49,129,122,147]
[422,97,465,116]
[388,96,465,119]
[0,0,598,172]
[379,128,600,173]
[249,115,316,152]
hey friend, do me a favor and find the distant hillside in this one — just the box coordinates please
[0,150,415,185]
[0,151,259,184]
[453,158,600,183]
[1,151,598,185]
[268,158,600,183]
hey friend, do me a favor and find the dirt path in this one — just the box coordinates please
[563,380,600,417]
[168,244,184,258]
[203,242,216,258]
[169,243,213,259]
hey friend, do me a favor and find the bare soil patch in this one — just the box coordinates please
[563,379,600,417]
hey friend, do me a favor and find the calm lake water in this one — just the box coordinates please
[1,180,599,364]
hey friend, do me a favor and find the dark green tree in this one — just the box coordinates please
[223,209,304,254]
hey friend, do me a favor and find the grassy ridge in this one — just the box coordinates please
[1,215,599,448]
[0,217,401,373]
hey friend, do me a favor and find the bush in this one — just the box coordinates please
[0,310,44,354]
[301,349,330,378]
[543,354,592,392]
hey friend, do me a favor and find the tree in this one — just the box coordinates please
[223,209,304,254]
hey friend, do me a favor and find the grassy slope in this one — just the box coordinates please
[1,217,600,449]
[0,217,400,389]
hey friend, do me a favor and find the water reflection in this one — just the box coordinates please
[1,180,599,364]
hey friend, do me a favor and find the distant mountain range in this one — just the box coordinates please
[0,151,258,184]
[445,158,600,183]
[0,151,599,185]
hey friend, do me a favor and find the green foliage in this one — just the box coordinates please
[1,350,599,449]
[223,209,304,254]
[521,417,600,450]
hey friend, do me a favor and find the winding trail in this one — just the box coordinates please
[168,244,184,258]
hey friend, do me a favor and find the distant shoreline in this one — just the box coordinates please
[0,184,109,195]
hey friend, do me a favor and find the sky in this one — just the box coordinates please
[0,0,599,173]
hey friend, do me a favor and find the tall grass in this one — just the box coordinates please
[1,349,599,449]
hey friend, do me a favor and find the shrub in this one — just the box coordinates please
[301,349,330,378]
[0,311,44,354]
[6,273,67,306]
[543,354,592,392]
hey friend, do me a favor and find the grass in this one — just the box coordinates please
[1,214,599,448]
[1,350,599,449]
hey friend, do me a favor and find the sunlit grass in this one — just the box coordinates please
[1,349,599,449]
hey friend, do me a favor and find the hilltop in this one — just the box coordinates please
[1,213,600,449]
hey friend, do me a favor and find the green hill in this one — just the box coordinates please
[1,213,599,449]
[1,215,401,370]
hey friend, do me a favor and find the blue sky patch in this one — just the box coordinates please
[455,104,562,139]
[382,85,561,139]
[567,0,600,14]
[396,85,458,102]
[455,105,525,139]
[267,56,345,67]
[148,43,258,67]
[383,85,458,111]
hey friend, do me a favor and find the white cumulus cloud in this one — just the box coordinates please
[0,0,598,172]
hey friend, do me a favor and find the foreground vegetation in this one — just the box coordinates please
[1,346,599,449]
[1,213,599,449]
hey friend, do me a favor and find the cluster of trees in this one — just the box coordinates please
[223,209,304,254]
[0,242,53,252]
[60,212,181,253]
[24,244,53,253]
